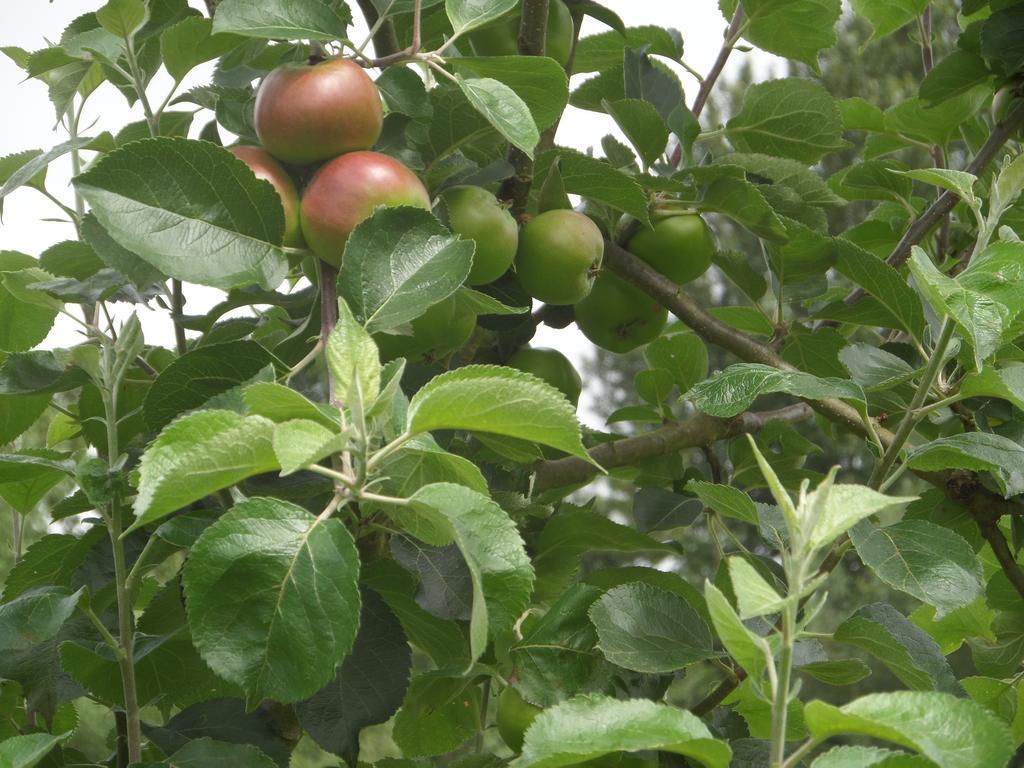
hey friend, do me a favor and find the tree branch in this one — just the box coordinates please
[534,404,813,492]
[603,241,876,438]
[355,0,402,59]
[669,6,745,168]
[499,0,550,218]
[831,102,1024,313]
[691,7,744,120]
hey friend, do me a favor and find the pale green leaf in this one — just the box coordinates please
[407,365,591,461]
[130,410,279,532]
[804,691,1013,768]
[513,694,731,768]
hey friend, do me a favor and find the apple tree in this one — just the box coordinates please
[1,0,1024,766]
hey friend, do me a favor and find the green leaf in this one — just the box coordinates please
[96,0,147,38]
[798,659,872,687]
[243,382,338,429]
[960,364,1024,411]
[716,153,846,208]
[805,484,914,552]
[273,419,347,476]
[644,334,708,393]
[704,581,770,686]
[534,149,650,224]
[61,585,238,710]
[589,583,715,673]
[685,481,759,524]
[920,51,993,106]
[704,179,789,244]
[839,343,916,391]
[160,17,244,82]
[449,56,568,131]
[906,432,1024,498]
[0,587,82,651]
[393,674,481,757]
[0,392,49,446]
[632,487,701,532]
[407,365,591,460]
[603,99,668,168]
[456,75,539,158]
[74,138,288,291]
[908,247,1003,369]
[727,557,790,619]
[0,733,69,768]
[684,363,866,418]
[407,483,534,663]
[513,694,731,768]
[296,590,410,764]
[0,137,102,204]
[533,509,674,601]
[850,520,984,618]
[725,78,847,163]
[2,527,105,602]
[804,691,1013,768]
[362,559,469,667]
[738,0,841,68]
[183,497,361,706]
[511,584,608,707]
[376,435,489,497]
[884,89,988,148]
[849,0,929,42]
[0,271,59,354]
[338,207,473,333]
[446,0,518,34]
[980,4,1024,78]
[81,213,164,288]
[327,299,381,406]
[0,151,48,204]
[811,746,931,768]
[131,410,279,532]
[0,449,74,515]
[140,738,277,767]
[830,159,913,205]
[0,351,89,396]
[143,340,274,430]
[573,26,680,73]
[833,241,926,343]
[212,0,350,40]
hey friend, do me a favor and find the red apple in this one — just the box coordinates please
[254,59,384,166]
[300,151,431,266]
[228,145,304,248]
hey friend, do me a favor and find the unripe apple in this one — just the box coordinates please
[438,185,518,285]
[574,271,667,353]
[496,686,542,753]
[254,59,383,166]
[627,213,715,285]
[515,210,604,305]
[228,146,304,248]
[376,295,477,363]
[507,346,582,405]
[468,0,574,66]
[300,151,431,266]
[992,84,1022,125]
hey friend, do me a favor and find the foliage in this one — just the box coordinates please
[2,0,1024,766]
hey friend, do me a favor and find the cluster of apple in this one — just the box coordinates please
[229,29,716,408]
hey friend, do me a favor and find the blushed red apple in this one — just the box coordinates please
[300,151,431,266]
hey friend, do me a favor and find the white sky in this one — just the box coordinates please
[0,1,778,426]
